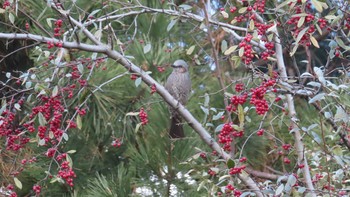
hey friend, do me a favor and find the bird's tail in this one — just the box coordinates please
[170,116,185,138]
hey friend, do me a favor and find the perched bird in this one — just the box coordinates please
[165,59,192,138]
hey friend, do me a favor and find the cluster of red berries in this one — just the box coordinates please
[312,173,323,183]
[282,143,292,151]
[25,22,30,31]
[239,39,254,64]
[257,129,264,136]
[225,184,242,196]
[111,138,122,147]
[235,83,244,92]
[6,184,17,197]
[2,0,10,8]
[0,101,31,151]
[139,108,148,125]
[46,148,57,158]
[199,152,206,159]
[229,165,246,175]
[249,79,276,115]
[253,0,266,13]
[261,42,275,60]
[218,123,244,151]
[150,84,156,94]
[157,66,165,72]
[57,161,76,187]
[32,185,41,196]
[56,153,67,161]
[46,41,62,49]
[54,19,63,37]
[208,169,216,176]
[283,157,291,164]
[239,157,247,162]
[24,96,65,145]
[130,74,138,80]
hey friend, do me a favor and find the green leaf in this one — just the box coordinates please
[186,45,195,55]
[213,111,224,121]
[38,112,47,126]
[221,40,227,54]
[67,150,76,154]
[52,86,59,97]
[38,139,46,146]
[238,47,244,57]
[310,35,319,48]
[276,0,293,11]
[297,16,305,28]
[14,103,21,111]
[0,104,7,115]
[311,0,323,12]
[238,7,247,14]
[295,27,309,44]
[178,4,192,10]
[215,124,224,132]
[14,177,22,189]
[135,77,142,87]
[226,158,235,168]
[126,112,140,116]
[167,19,177,32]
[220,11,229,18]
[62,133,69,141]
[135,122,142,133]
[76,114,82,130]
[224,45,238,55]
[66,154,73,168]
[143,43,151,54]
[238,104,244,127]
[77,63,84,74]
[200,106,209,115]
[308,93,325,103]
[332,145,343,156]
[249,20,254,30]
[275,184,284,195]
[335,37,350,50]
[9,12,15,24]
[334,106,348,122]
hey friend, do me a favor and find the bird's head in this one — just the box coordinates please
[171,59,189,73]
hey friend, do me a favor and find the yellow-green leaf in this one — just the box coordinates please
[76,114,82,130]
[310,35,319,48]
[238,47,244,57]
[249,20,255,30]
[315,24,322,35]
[52,86,58,97]
[14,177,22,189]
[297,16,305,28]
[220,11,229,19]
[9,12,15,24]
[238,7,247,14]
[295,27,309,44]
[238,104,244,127]
[186,45,195,55]
[311,0,323,13]
[224,45,238,56]
[0,8,5,14]
[38,112,47,126]
[290,44,298,57]
[66,154,73,168]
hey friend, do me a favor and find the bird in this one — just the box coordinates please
[165,59,192,138]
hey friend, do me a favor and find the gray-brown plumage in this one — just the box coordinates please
[165,59,191,138]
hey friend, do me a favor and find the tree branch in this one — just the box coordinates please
[0,31,263,196]
[273,28,316,196]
